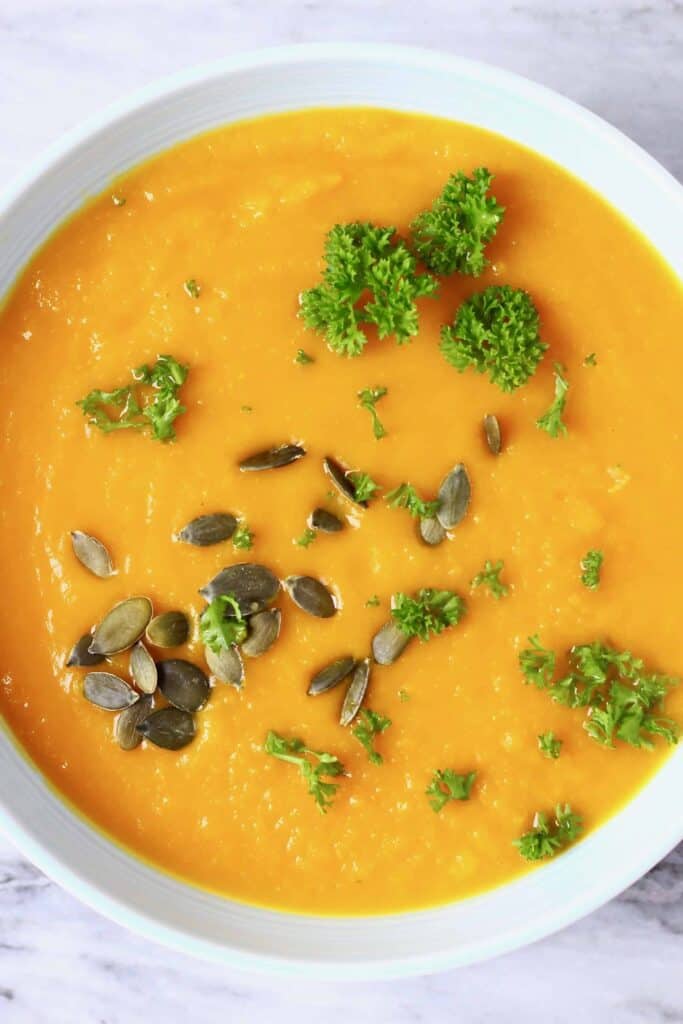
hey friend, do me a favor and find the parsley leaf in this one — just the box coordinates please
[392,589,466,641]
[583,352,598,367]
[78,355,188,442]
[232,523,253,551]
[300,223,437,356]
[514,804,582,861]
[366,595,381,608]
[471,559,509,599]
[411,168,504,277]
[199,595,247,654]
[264,730,345,813]
[183,279,201,299]
[519,635,556,689]
[385,483,438,519]
[440,285,545,392]
[580,549,603,590]
[537,362,569,438]
[538,731,562,759]
[294,348,314,365]
[295,527,317,548]
[348,470,381,504]
[358,386,388,439]
[352,709,392,765]
[426,769,476,812]
[398,689,410,702]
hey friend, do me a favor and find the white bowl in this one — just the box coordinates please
[1,44,681,978]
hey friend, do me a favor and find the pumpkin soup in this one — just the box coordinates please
[0,108,681,914]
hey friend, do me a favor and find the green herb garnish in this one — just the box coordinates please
[264,731,345,813]
[398,689,410,702]
[411,168,504,277]
[366,595,381,608]
[295,527,317,548]
[199,595,247,654]
[440,285,545,392]
[183,279,201,299]
[300,223,437,356]
[352,709,392,765]
[471,559,509,599]
[426,769,476,812]
[583,353,598,367]
[385,483,438,519]
[392,589,466,641]
[295,348,314,365]
[514,804,582,861]
[580,549,603,590]
[538,731,562,759]
[77,354,188,442]
[358,386,388,439]
[537,362,569,438]
[232,523,254,551]
[519,634,556,689]
[348,470,381,504]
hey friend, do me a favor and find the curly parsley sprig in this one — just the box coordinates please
[199,595,247,653]
[537,362,569,438]
[426,769,476,812]
[514,804,582,861]
[264,731,345,813]
[352,709,392,765]
[392,589,466,642]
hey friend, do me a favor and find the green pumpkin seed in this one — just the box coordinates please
[70,530,115,578]
[83,672,137,710]
[66,633,104,667]
[418,516,446,547]
[129,641,157,695]
[436,464,471,531]
[177,513,237,546]
[310,508,345,533]
[484,414,502,455]
[89,596,153,656]
[146,611,190,648]
[372,621,411,665]
[136,707,195,750]
[308,656,356,696]
[157,659,210,712]
[284,575,337,618]
[204,644,244,688]
[340,658,370,726]
[323,456,366,507]
[241,609,281,658]
[199,562,280,613]
[239,444,306,471]
[115,695,154,750]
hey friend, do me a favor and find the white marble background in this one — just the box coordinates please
[0,1,682,1020]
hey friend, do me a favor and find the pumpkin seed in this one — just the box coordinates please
[484,414,502,455]
[340,658,370,726]
[157,659,210,712]
[419,516,447,547]
[308,656,356,696]
[372,621,411,665]
[323,456,366,507]
[239,444,306,471]
[89,596,153,656]
[436,464,471,531]
[70,530,115,578]
[204,644,244,688]
[199,562,280,613]
[83,671,137,710]
[241,609,281,658]
[115,695,154,750]
[66,633,104,667]
[136,707,195,750]
[284,575,337,618]
[177,513,237,546]
[310,508,345,533]
[146,610,190,648]
[129,641,158,695]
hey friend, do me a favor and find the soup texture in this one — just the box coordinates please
[0,109,681,914]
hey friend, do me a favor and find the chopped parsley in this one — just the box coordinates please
[580,549,603,590]
[440,285,545,392]
[538,731,562,759]
[519,639,680,750]
[366,595,381,608]
[183,279,201,299]
[352,709,392,765]
[410,168,504,277]
[385,483,438,519]
[398,689,410,702]
[536,362,569,438]
[299,222,437,356]
[583,352,598,367]
[358,386,388,439]
[77,354,188,442]
[514,804,583,861]
[199,594,247,653]
[295,527,317,548]
[294,348,314,365]
[232,523,253,551]
[471,559,509,599]
[426,769,476,812]
[392,589,466,641]
[264,730,345,813]
[348,470,381,504]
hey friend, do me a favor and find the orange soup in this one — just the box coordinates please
[0,109,681,915]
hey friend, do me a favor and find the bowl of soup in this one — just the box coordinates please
[0,44,681,977]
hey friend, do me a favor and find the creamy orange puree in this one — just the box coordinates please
[0,109,681,915]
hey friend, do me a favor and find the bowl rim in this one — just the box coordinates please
[0,42,681,979]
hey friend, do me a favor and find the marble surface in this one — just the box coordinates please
[0,1,682,1020]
